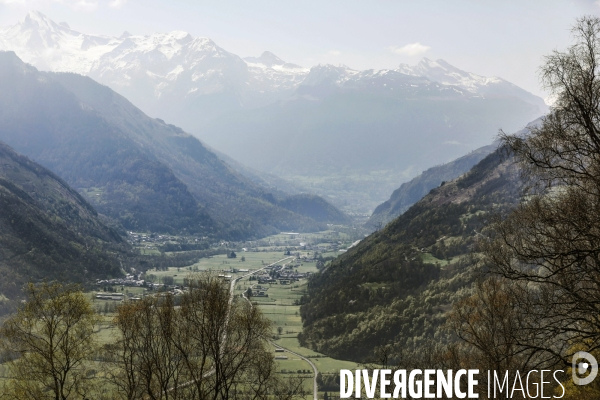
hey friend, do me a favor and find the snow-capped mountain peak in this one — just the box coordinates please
[0,11,117,74]
[5,10,77,51]
[398,57,503,90]
[397,57,547,112]
[242,51,308,97]
[22,10,65,33]
[244,51,285,67]
[300,63,358,86]
[244,51,306,71]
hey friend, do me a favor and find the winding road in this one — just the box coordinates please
[236,257,319,400]
[270,342,318,400]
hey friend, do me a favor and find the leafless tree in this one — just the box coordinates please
[106,274,306,400]
[483,16,600,365]
[447,277,562,399]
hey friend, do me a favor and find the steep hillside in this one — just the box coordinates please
[367,119,542,228]
[366,143,496,228]
[298,148,522,362]
[0,51,218,236]
[0,51,340,239]
[0,141,126,308]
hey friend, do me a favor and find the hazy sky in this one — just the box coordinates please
[0,0,599,99]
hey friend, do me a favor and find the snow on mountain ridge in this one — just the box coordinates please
[0,12,539,97]
[0,11,547,121]
[299,63,360,87]
[0,11,119,74]
[301,63,446,92]
[397,57,548,112]
[244,51,286,67]
[243,51,309,95]
[397,57,503,91]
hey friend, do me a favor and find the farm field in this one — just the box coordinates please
[3,231,356,398]
[233,260,358,398]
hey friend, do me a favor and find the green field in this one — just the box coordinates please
[420,252,461,266]
[232,257,357,398]
[148,250,292,285]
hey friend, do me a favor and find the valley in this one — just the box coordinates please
[39,230,363,399]
[1,5,596,399]
[0,43,544,399]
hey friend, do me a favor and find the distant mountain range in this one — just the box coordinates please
[201,63,544,212]
[0,11,548,214]
[0,140,126,309]
[0,51,347,239]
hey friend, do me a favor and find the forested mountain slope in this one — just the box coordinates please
[366,119,541,229]
[0,51,344,239]
[0,141,126,308]
[299,148,522,362]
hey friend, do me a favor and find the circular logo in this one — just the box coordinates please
[573,351,598,385]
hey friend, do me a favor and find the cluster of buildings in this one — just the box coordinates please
[249,284,270,297]
[95,292,126,301]
[96,274,145,287]
[95,285,185,303]
[255,263,311,285]
[126,231,208,247]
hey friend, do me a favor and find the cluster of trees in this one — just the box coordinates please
[0,277,307,399]
[299,256,480,361]
[0,283,100,399]
[447,16,600,398]
[300,255,440,325]
[315,373,338,392]
[157,242,211,252]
